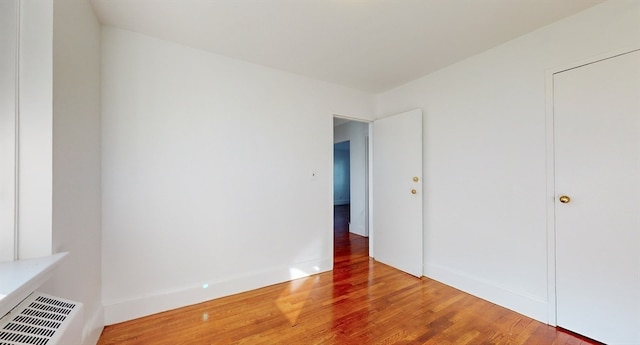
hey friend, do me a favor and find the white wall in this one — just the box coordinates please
[0,0,18,262]
[375,0,640,323]
[334,121,369,236]
[18,0,53,259]
[101,27,373,324]
[41,0,104,344]
[333,142,350,205]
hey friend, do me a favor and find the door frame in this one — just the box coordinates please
[544,46,640,325]
[333,114,374,255]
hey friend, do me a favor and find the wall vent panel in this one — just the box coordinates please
[0,293,83,345]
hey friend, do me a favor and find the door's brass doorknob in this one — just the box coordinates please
[411,189,417,195]
[559,195,571,204]
[413,176,419,182]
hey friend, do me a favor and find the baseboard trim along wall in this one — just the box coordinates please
[83,305,104,345]
[103,258,332,325]
[349,223,366,237]
[424,263,548,323]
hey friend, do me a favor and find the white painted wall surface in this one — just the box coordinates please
[375,0,640,323]
[40,0,104,344]
[333,142,350,205]
[333,121,369,237]
[17,0,53,259]
[0,0,17,263]
[101,27,373,324]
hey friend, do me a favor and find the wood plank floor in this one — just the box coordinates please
[98,205,601,345]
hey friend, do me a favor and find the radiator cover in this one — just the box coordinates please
[0,293,83,345]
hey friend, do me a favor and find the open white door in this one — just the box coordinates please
[372,109,423,277]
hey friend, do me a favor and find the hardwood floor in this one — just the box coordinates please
[98,205,601,344]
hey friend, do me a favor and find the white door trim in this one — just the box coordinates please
[544,46,640,325]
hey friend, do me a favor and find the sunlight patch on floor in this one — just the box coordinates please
[276,274,318,325]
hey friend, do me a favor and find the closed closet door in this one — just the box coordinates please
[554,50,640,344]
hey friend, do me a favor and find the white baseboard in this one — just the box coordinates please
[83,304,104,345]
[424,263,548,323]
[349,222,366,237]
[103,258,332,325]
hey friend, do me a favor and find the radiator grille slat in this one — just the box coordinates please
[26,303,70,316]
[20,310,65,323]
[2,323,55,338]
[11,317,60,331]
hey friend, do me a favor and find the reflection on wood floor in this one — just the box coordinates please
[98,204,601,344]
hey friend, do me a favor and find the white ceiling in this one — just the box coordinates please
[90,0,604,93]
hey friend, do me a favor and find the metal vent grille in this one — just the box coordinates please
[0,294,77,345]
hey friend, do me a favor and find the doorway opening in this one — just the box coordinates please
[333,116,371,261]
